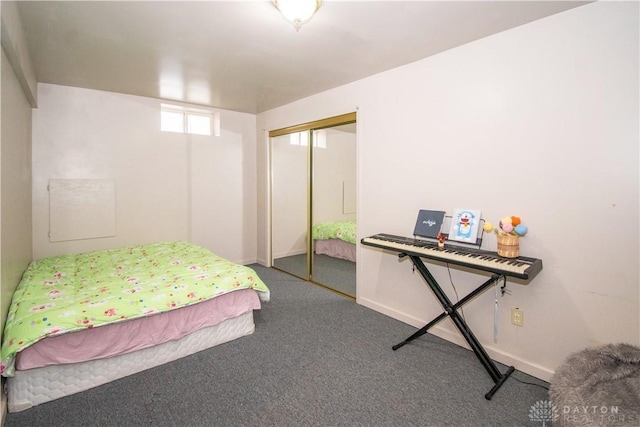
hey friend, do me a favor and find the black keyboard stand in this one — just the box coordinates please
[392,253,515,400]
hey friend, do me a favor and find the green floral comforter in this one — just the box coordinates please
[312,220,357,244]
[0,241,269,377]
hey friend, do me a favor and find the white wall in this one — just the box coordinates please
[257,2,639,381]
[1,3,36,422]
[0,47,34,424]
[32,84,259,264]
[0,47,33,332]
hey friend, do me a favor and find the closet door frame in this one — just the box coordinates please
[269,112,357,293]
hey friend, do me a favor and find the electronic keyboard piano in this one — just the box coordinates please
[361,232,544,400]
[361,233,542,280]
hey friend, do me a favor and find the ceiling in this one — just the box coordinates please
[15,1,588,114]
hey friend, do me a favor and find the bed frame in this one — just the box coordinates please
[7,310,255,412]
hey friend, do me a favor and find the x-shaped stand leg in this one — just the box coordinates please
[393,254,515,400]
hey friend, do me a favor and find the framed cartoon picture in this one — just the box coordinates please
[448,208,482,244]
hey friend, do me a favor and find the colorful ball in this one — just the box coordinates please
[501,223,513,233]
[511,216,521,226]
[514,224,528,236]
[501,216,513,225]
[483,222,493,232]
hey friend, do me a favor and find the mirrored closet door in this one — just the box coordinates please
[270,113,357,298]
[271,131,309,280]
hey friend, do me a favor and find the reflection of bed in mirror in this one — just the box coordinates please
[312,220,356,262]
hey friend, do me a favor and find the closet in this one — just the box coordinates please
[270,112,357,297]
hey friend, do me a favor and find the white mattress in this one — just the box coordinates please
[7,310,255,412]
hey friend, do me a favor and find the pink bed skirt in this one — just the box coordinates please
[16,289,261,371]
[314,238,356,262]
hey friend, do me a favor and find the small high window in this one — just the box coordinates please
[161,104,220,136]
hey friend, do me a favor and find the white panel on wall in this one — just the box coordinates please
[49,179,116,242]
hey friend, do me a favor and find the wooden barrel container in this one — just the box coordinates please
[497,234,519,258]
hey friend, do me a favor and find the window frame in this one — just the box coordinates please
[160,104,220,136]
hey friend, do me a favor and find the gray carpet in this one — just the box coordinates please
[5,265,549,426]
[272,253,356,297]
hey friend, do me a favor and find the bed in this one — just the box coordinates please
[312,220,357,262]
[0,241,270,412]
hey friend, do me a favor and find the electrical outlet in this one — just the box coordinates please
[511,307,524,327]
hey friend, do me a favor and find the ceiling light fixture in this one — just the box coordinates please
[273,0,322,31]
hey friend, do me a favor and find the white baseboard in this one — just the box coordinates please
[358,297,554,382]
[255,257,269,267]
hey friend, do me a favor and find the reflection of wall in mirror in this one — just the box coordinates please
[313,129,356,224]
[343,180,356,214]
[272,138,307,258]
